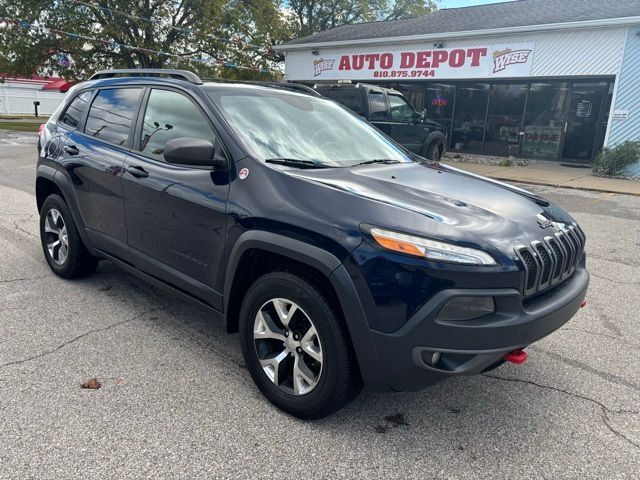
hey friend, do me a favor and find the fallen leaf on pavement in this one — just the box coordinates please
[80,378,101,390]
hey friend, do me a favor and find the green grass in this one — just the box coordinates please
[0,121,43,132]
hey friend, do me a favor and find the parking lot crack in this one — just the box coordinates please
[11,215,38,239]
[0,274,53,284]
[560,327,639,349]
[590,272,640,285]
[0,305,167,370]
[484,374,640,449]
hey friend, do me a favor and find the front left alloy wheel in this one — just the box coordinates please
[239,271,362,419]
[253,298,323,396]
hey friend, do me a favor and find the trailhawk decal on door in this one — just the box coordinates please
[290,43,535,81]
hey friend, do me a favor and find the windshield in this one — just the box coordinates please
[208,88,412,167]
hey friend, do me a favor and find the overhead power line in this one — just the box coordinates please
[0,17,275,74]
[70,0,269,52]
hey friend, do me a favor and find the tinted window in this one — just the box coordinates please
[321,89,364,115]
[140,89,216,156]
[368,91,387,120]
[59,91,92,129]
[85,88,141,145]
[388,95,415,123]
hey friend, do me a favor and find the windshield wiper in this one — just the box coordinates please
[265,158,330,169]
[350,159,402,167]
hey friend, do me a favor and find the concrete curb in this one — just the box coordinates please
[491,177,640,197]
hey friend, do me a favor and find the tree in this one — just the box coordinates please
[0,0,291,80]
[285,0,438,38]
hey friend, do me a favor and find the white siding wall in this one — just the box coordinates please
[284,27,628,80]
[0,87,65,115]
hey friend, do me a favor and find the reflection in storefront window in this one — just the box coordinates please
[521,82,569,158]
[424,83,455,143]
[452,83,489,154]
[484,83,527,156]
[367,79,613,160]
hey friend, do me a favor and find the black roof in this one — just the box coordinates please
[281,0,640,47]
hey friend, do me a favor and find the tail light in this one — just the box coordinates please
[38,123,45,137]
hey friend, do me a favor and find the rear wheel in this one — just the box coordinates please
[239,271,362,419]
[39,194,99,278]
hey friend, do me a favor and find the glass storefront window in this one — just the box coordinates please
[451,83,489,154]
[424,83,455,143]
[367,78,614,160]
[484,83,527,156]
[521,82,569,158]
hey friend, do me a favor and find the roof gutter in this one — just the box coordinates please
[274,16,640,51]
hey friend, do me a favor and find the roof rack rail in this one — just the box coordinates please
[252,82,321,97]
[89,69,203,85]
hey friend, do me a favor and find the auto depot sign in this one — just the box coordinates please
[291,43,535,81]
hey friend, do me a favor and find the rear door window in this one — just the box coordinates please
[84,88,142,146]
[368,91,387,120]
[59,91,92,130]
[321,89,365,115]
[139,89,217,157]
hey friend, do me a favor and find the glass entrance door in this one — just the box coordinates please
[562,82,609,161]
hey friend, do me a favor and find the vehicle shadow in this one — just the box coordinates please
[87,261,620,471]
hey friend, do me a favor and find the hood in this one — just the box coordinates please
[285,162,574,253]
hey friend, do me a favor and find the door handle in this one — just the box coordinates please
[63,145,79,155]
[126,166,149,178]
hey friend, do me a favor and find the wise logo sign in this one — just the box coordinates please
[492,48,533,73]
[303,43,535,81]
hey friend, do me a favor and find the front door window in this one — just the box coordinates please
[388,94,416,123]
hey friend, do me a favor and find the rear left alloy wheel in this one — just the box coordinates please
[239,271,362,419]
[39,194,99,278]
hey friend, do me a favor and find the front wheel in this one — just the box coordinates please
[239,271,362,419]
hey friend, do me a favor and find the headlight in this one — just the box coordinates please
[369,227,497,266]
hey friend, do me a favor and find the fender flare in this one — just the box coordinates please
[223,230,390,391]
[36,165,94,252]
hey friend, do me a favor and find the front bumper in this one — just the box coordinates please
[369,267,589,391]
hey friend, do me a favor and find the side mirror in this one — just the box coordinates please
[163,137,228,169]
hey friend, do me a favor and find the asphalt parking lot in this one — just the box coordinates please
[1,130,638,478]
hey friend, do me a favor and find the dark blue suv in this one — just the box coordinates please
[36,69,589,419]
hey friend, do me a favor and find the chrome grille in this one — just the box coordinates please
[515,224,586,297]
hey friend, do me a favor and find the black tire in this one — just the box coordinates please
[425,141,442,161]
[239,271,362,419]
[39,194,99,278]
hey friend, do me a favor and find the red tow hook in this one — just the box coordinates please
[504,349,527,364]
[580,299,587,308]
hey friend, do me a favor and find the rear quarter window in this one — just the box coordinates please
[59,91,92,130]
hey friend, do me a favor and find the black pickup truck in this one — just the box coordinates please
[316,83,448,161]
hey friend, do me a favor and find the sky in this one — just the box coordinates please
[438,0,514,8]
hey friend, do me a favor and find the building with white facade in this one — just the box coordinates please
[0,77,71,115]
[276,0,640,171]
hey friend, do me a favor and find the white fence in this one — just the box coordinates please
[0,87,66,115]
